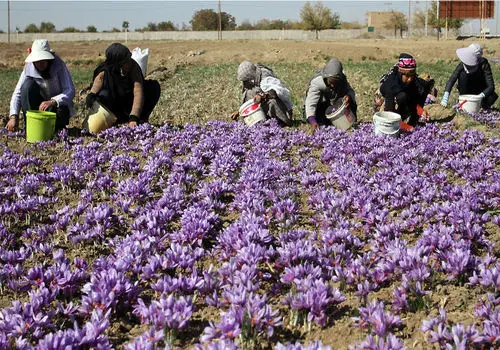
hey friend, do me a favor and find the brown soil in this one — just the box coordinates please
[1,38,500,70]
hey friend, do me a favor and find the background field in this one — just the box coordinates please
[1,38,500,129]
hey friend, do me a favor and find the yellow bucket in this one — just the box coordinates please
[26,110,56,143]
[84,101,117,134]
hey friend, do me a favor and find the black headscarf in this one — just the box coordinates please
[92,43,136,117]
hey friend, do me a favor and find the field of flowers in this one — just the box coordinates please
[0,114,499,349]
[0,41,499,349]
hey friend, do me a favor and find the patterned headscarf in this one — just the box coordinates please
[237,61,257,82]
[397,53,417,70]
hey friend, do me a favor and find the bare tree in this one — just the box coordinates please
[384,11,407,38]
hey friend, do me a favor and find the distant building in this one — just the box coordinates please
[366,11,402,29]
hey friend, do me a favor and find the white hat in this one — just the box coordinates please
[456,43,483,66]
[25,39,55,63]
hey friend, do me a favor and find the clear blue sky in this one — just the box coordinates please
[0,1,497,33]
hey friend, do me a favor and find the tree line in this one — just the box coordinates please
[13,1,462,38]
[14,2,348,35]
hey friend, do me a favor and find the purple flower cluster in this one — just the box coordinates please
[0,119,499,348]
[421,298,500,348]
[466,109,500,127]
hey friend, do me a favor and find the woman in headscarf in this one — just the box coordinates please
[232,60,293,126]
[379,53,431,126]
[441,43,497,109]
[7,39,75,132]
[86,43,160,130]
[303,58,357,132]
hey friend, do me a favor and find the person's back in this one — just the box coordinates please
[234,61,293,126]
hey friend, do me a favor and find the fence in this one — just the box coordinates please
[0,28,438,43]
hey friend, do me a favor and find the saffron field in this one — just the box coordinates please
[0,40,499,349]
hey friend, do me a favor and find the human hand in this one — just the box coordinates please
[39,100,56,111]
[85,93,97,109]
[230,111,239,120]
[343,95,351,106]
[421,109,430,122]
[6,116,18,132]
[129,121,138,128]
[311,122,318,134]
[254,93,267,104]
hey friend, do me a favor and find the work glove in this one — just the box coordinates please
[85,93,97,109]
[440,91,450,107]
[479,92,486,99]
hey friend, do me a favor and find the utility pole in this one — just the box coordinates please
[218,0,222,40]
[496,0,499,35]
[436,0,440,40]
[408,0,411,37]
[425,0,428,36]
[8,0,11,43]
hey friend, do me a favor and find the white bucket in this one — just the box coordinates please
[239,99,267,126]
[458,94,482,113]
[326,101,355,130]
[373,111,401,137]
[132,47,149,75]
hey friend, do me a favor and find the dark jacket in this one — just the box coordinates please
[380,70,429,112]
[444,58,495,97]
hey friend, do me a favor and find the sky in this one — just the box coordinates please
[0,0,497,34]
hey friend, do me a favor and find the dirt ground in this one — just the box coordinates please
[0,38,499,349]
[2,37,500,69]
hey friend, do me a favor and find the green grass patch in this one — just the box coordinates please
[2,61,500,127]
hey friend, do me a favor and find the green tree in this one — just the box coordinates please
[61,26,79,33]
[427,1,464,34]
[413,10,426,29]
[40,21,56,33]
[122,21,129,32]
[340,21,363,29]
[158,21,177,31]
[145,22,158,31]
[384,11,407,38]
[255,19,271,30]
[87,25,97,33]
[238,20,254,30]
[190,9,236,31]
[300,1,340,39]
[24,23,39,33]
